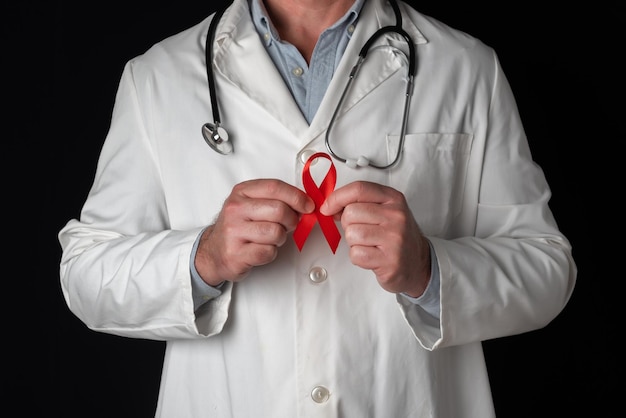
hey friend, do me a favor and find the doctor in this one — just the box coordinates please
[58,0,576,417]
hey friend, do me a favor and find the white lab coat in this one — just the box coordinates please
[58,0,576,417]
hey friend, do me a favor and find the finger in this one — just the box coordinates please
[218,242,280,281]
[341,202,390,226]
[195,224,281,284]
[348,244,383,270]
[320,181,396,216]
[233,242,280,268]
[240,220,290,246]
[236,179,314,214]
[343,223,387,247]
[240,198,303,232]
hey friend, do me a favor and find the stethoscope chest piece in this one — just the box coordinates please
[202,122,233,155]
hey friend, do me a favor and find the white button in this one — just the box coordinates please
[299,149,316,165]
[309,266,328,283]
[264,32,270,42]
[347,24,355,34]
[292,67,304,77]
[311,385,330,403]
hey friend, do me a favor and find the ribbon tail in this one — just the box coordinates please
[293,213,316,251]
[317,215,341,254]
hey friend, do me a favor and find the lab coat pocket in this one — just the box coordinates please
[388,132,473,237]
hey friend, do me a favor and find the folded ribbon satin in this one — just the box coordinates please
[293,152,341,253]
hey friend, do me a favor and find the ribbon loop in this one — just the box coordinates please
[293,152,341,253]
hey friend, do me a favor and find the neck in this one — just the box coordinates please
[263,0,355,62]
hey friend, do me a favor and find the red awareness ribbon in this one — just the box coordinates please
[293,152,341,253]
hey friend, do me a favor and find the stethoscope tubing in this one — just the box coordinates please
[325,0,416,169]
[205,4,229,127]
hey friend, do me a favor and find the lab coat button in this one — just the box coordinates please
[311,385,330,403]
[309,266,327,283]
[299,149,317,165]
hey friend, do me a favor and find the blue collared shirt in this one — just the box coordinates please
[250,0,364,123]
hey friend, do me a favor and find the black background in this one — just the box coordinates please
[5,1,621,416]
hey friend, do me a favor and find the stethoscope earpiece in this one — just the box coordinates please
[202,122,232,155]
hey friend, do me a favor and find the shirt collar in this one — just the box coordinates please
[250,0,365,46]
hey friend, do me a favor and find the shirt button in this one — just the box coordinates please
[292,67,304,77]
[264,32,270,42]
[309,266,328,284]
[311,385,330,403]
[347,24,355,34]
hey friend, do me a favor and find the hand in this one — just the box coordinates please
[320,181,431,297]
[195,179,314,286]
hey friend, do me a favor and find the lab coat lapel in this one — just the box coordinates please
[210,0,427,144]
[211,0,310,137]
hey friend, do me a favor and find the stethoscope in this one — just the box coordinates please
[202,0,416,169]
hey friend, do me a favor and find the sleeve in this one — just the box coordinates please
[58,60,232,341]
[398,49,576,350]
[190,229,224,310]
